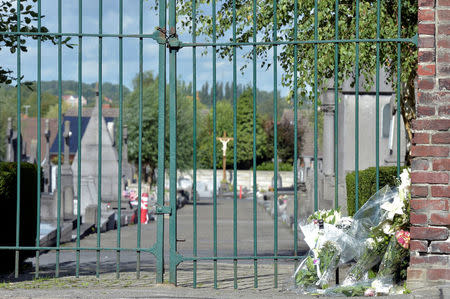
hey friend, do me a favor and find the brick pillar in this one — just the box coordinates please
[408,0,450,288]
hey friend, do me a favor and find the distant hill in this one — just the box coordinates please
[0,81,131,108]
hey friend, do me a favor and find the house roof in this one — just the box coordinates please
[64,106,119,118]
[20,117,59,162]
[49,115,114,155]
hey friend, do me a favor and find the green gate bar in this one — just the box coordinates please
[14,0,22,280]
[34,0,43,279]
[96,0,104,279]
[354,0,361,212]
[313,0,319,213]
[55,0,63,278]
[293,0,299,269]
[191,0,198,287]
[252,0,258,289]
[75,0,83,278]
[334,0,339,210]
[272,0,279,288]
[397,0,402,177]
[136,0,144,279]
[232,0,238,289]
[156,0,167,284]
[212,0,218,289]
[169,0,178,284]
[375,0,381,192]
[116,0,124,279]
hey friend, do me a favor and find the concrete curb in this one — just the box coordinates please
[0,285,449,299]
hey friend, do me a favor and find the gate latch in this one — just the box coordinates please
[155,205,172,215]
[149,27,183,51]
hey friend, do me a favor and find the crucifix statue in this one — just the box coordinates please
[217,131,233,183]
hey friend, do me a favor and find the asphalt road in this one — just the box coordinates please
[23,196,306,278]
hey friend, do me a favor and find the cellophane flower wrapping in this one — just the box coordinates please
[376,233,410,283]
[291,168,411,296]
[323,280,373,297]
[342,185,403,286]
[293,241,341,293]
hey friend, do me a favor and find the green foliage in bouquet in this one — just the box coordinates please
[295,241,340,289]
[325,284,371,297]
[307,208,341,225]
[346,166,405,216]
[377,236,410,283]
[344,235,389,285]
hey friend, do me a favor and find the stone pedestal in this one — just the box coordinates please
[219,181,230,194]
[61,166,74,220]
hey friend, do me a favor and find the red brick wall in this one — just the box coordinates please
[409,0,450,287]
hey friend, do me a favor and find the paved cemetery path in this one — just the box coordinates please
[14,196,307,289]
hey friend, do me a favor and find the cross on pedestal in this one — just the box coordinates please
[217,131,233,183]
[63,120,71,166]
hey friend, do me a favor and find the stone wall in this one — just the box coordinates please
[408,0,450,287]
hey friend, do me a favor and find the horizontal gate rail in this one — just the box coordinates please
[0,30,418,46]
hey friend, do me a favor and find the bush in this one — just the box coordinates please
[346,166,403,216]
[0,162,38,273]
[256,161,293,171]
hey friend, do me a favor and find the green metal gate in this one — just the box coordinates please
[1,0,416,289]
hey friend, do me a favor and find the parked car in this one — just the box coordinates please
[177,176,192,208]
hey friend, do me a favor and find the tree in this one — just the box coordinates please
[199,81,210,106]
[124,71,194,184]
[235,89,271,169]
[264,119,302,165]
[175,0,417,158]
[23,91,58,117]
[197,89,271,169]
[0,0,72,85]
[197,100,233,168]
[44,100,69,119]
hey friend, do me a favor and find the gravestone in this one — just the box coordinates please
[71,98,119,217]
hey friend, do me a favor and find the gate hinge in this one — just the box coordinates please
[155,205,172,215]
[411,33,418,46]
[150,27,183,51]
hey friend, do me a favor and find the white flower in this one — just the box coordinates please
[336,216,353,228]
[371,279,392,294]
[365,238,375,249]
[383,223,394,235]
[333,210,341,223]
[381,195,405,220]
[399,168,411,194]
[325,215,335,224]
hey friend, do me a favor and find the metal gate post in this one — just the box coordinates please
[156,0,167,284]
[168,0,178,285]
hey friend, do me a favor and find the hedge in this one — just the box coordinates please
[256,161,293,171]
[346,166,403,216]
[0,162,37,273]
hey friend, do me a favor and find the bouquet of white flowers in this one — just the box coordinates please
[293,168,412,296]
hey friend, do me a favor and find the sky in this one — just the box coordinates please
[0,0,289,96]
